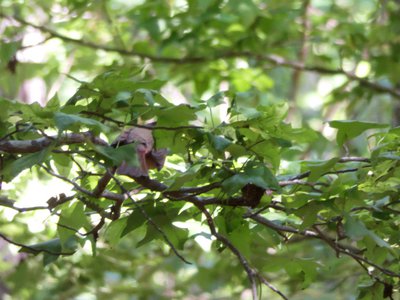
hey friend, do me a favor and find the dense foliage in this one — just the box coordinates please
[1,1,400,299]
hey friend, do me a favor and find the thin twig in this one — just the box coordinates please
[109,173,191,264]
[20,36,52,49]
[0,232,74,256]
[41,166,124,204]
[196,204,258,299]
[338,157,371,163]
[81,111,203,130]
[197,204,288,300]
[257,274,289,300]
[248,213,400,281]
[312,226,400,278]
[288,159,371,181]
[245,212,318,238]
[0,196,49,212]
[279,179,329,187]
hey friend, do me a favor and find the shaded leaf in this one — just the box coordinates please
[222,161,280,195]
[1,150,49,182]
[54,112,108,132]
[344,214,390,248]
[329,120,388,146]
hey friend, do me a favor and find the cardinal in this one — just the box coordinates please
[92,125,167,196]
[111,126,167,177]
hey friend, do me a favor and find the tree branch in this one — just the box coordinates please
[3,13,400,99]
[338,157,371,163]
[197,204,258,299]
[196,204,288,300]
[41,166,125,206]
[81,111,203,130]
[245,212,319,238]
[0,195,49,212]
[246,212,400,281]
[288,158,371,181]
[0,132,107,154]
[312,226,400,279]
[109,173,191,265]
[288,0,311,105]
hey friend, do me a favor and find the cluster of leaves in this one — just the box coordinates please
[1,67,399,299]
[1,0,400,299]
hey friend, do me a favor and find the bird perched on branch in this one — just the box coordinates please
[92,124,167,197]
[111,126,167,177]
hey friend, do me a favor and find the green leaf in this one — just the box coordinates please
[228,224,251,257]
[296,202,326,229]
[1,150,49,182]
[54,112,108,132]
[105,218,128,246]
[377,152,400,161]
[298,259,319,289]
[207,133,231,153]
[122,209,147,237]
[163,225,188,250]
[43,253,59,266]
[21,237,77,265]
[22,238,73,266]
[221,173,250,195]
[19,96,60,119]
[92,144,138,167]
[135,204,188,250]
[207,92,225,107]
[0,97,12,122]
[136,225,159,248]
[53,153,72,176]
[244,162,280,190]
[305,158,340,182]
[344,215,370,240]
[226,0,258,28]
[225,143,248,157]
[0,41,21,66]
[329,120,388,146]
[90,67,166,96]
[167,167,200,190]
[57,202,90,249]
[344,215,390,248]
[222,161,280,195]
[156,104,199,126]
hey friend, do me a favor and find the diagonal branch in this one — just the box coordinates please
[41,166,125,207]
[247,212,400,280]
[109,173,191,264]
[245,212,319,238]
[197,204,258,299]
[0,232,74,256]
[196,204,288,300]
[312,226,400,279]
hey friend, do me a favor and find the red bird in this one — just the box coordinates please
[112,127,167,177]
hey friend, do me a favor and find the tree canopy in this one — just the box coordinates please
[1,1,400,299]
